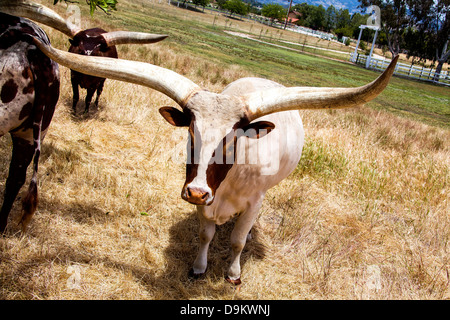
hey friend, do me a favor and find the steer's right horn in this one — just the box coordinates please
[32,38,201,107]
[102,31,168,47]
[0,0,81,37]
[243,56,399,121]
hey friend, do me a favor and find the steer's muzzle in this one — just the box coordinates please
[182,186,214,206]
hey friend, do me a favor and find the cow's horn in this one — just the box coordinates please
[102,31,168,46]
[32,39,201,107]
[243,56,398,121]
[0,0,81,38]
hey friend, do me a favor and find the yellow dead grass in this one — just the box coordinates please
[0,0,449,300]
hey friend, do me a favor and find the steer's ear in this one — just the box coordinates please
[68,38,79,47]
[159,107,191,127]
[241,121,275,139]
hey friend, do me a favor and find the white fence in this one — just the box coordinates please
[350,53,450,86]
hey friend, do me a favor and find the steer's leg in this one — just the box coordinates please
[94,80,105,108]
[0,136,35,233]
[84,87,96,114]
[227,195,264,285]
[190,206,216,277]
[19,117,44,232]
[71,73,80,114]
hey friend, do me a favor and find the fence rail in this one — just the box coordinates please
[350,53,450,86]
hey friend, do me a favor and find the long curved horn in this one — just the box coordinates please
[243,56,398,121]
[33,38,201,107]
[102,31,168,46]
[0,0,81,38]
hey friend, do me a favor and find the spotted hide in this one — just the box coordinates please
[0,12,60,232]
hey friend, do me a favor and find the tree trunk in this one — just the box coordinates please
[383,24,400,58]
[433,40,450,82]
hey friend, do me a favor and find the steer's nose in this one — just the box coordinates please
[183,186,212,205]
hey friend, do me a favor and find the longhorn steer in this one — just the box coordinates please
[0,12,60,232]
[34,40,398,284]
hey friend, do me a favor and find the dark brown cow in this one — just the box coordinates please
[0,12,60,232]
[68,28,167,114]
[68,28,117,114]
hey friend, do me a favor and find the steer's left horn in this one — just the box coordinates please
[32,38,201,107]
[102,31,168,46]
[243,56,399,121]
[0,0,81,38]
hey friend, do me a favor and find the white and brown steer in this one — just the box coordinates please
[0,12,59,233]
[33,39,398,284]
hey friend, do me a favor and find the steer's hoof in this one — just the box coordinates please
[188,268,206,279]
[225,276,241,286]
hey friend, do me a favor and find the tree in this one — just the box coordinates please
[349,12,373,41]
[54,0,118,15]
[216,0,228,10]
[292,3,315,28]
[261,3,286,26]
[359,0,409,57]
[305,4,326,30]
[223,0,249,17]
[335,8,351,29]
[325,5,337,32]
[408,0,450,81]
[193,0,210,10]
[403,26,429,63]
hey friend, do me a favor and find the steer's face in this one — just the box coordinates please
[69,28,117,58]
[159,91,274,206]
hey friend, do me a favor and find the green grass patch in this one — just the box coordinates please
[88,1,449,128]
[293,139,349,181]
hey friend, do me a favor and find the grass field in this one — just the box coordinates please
[0,0,449,300]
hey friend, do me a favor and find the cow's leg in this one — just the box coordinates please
[190,206,216,277]
[226,195,264,285]
[84,86,96,114]
[71,74,79,114]
[19,120,43,232]
[0,135,35,233]
[94,80,104,108]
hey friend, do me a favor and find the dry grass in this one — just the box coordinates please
[0,0,449,300]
